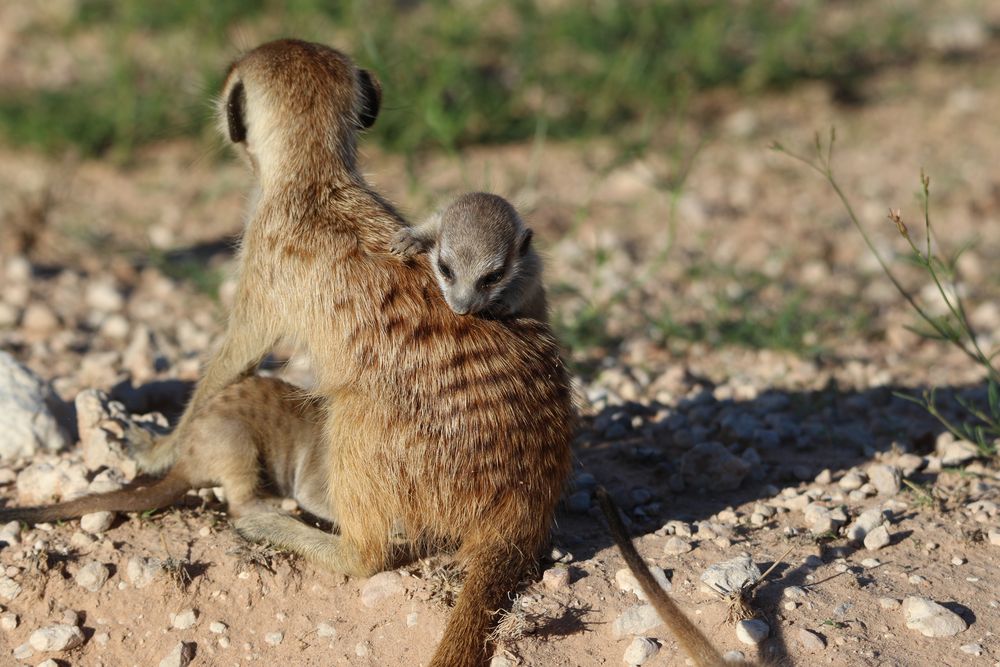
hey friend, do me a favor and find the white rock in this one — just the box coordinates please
[75,561,110,592]
[735,619,769,645]
[316,622,336,638]
[838,470,866,491]
[0,576,21,601]
[940,440,979,466]
[722,650,746,663]
[209,621,227,634]
[542,566,570,591]
[28,624,84,651]
[489,657,513,667]
[80,511,115,534]
[701,555,760,595]
[94,632,110,646]
[37,659,59,667]
[60,610,78,627]
[902,596,967,637]
[864,525,891,551]
[612,605,662,638]
[15,464,66,505]
[878,597,900,610]
[12,642,32,660]
[868,464,901,496]
[846,508,886,542]
[264,631,283,646]
[623,636,659,665]
[170,609,198,630]
[126,557,160,588]
[86,280,124,313]
[797,627,825,651]
[663,536,693,555]
[74,389,139,480]
[0,611,17,630]
[803,503,845,534]
[616,566,670,601]
[0,353,69,461]
[960,643,983,656]
[987,529,1000,547]
[158,641,194,667]
[360,571,404,607]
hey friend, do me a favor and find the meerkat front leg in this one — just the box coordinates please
[148,295,277,474]
[389,210,441,257]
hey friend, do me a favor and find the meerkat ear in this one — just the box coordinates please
[357,69,382,130]
[226,81,247,143]
[519,228,534,257]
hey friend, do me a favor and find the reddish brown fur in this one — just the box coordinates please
[161,39,575,667]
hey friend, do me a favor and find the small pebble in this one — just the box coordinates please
[29,624,84,651]
[542,567,571,591]
[264,631,283,646]
[170,609,198,630]
[158,641,194,667]
[317,622,336,638]
[735,618,769,645]
[361,571,404,607]
[623,636,660,665]
[960,643,983,656]
[797,628,826,651]
[864,525,891,551]
[80,511,115,534]
[0,612,17,630]
[75,561,110,592]
[902,596,967,637]
[209,622,227,634]
[663,536,692,555]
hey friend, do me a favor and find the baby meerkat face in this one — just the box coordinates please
[430,193,534,317]
[430,241,514,316]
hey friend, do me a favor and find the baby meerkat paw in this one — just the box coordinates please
[389,227,429,257]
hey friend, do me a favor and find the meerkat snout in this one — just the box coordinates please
[393,192,548,320]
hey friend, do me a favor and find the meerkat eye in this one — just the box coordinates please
[438,260,454,281]
[478,269,505,289]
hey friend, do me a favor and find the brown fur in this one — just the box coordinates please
[0,377,329,525]
[597,487,735,667]
[159,39,573,667]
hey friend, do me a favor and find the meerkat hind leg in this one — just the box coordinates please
[233,512,373,577]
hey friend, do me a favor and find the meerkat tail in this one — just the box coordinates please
[429,542,530,667]
[597,487,728,667]
[0,471,191,525]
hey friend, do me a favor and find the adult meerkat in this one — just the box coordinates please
[390,192,548,321]
[151,39,573,667]
[0,377,330,524]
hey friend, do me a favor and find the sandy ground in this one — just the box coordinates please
[1,33,1000,667]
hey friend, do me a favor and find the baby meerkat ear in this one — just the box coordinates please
[226,80,247,143]
[519,228,534,257]
[357,69,382,130]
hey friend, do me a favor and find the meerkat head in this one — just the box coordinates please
[429,193,534,316]
[218,39,381,183]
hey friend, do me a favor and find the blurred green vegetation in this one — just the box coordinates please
[0,0,919,159]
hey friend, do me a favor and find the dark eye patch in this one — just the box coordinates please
[438,259,454,281]
[478,269,504,289]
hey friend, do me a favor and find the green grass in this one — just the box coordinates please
[1,0,921,159]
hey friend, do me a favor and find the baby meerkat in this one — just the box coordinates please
[391,192,547,321]
[0,377,330,524]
